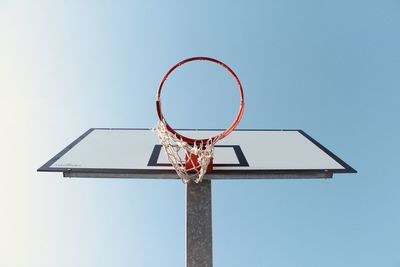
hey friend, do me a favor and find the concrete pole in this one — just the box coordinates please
[185,180,213,267]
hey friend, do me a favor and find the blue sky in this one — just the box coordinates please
[1,0,399,266]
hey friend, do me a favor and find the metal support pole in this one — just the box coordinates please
[185,180,213,267]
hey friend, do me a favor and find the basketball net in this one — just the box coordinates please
[154,120,218,183]
[154,57,244,183]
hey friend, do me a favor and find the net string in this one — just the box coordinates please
[154,120,219,183]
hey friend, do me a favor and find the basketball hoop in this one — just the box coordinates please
[154,57,244,183]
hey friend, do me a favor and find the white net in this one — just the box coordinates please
[153,120,218,183]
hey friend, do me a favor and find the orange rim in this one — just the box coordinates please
[156,57,244,145]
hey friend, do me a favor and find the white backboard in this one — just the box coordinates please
[38,128,356,179]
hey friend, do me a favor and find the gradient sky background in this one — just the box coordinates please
[1,0,400,266]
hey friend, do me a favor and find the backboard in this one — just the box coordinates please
[37,128,356,179]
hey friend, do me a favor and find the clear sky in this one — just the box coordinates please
[1,0,399,266]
